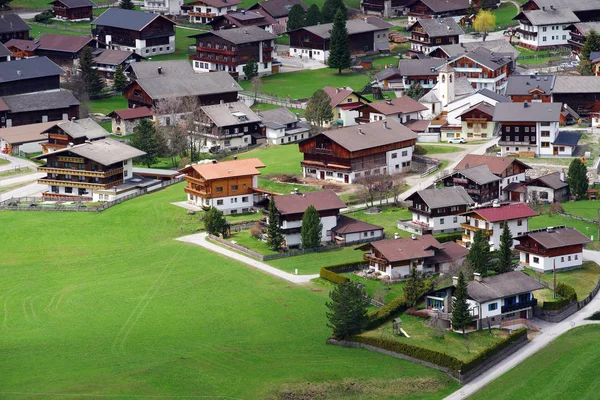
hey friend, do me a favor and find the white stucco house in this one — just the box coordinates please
[513,7,579,50]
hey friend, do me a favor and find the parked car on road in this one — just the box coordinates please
[448,138,466,144]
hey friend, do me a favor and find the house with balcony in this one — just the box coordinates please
[445,47,514,93]
[407,17,463,56]
[359,234,469,279]
[375,58,444,94]
[400,186,474,235]
[454,154,531,201]
[552,76,600,117]
[189,26,277,79]
[257,107,310,145]
[405,0,469,24]
[33,34,99,76]
[50,0,95,21]
[515,226,591,273]
[458,202,538,250]
[34,138,148,201]
[425,271,544,330]
[271,190,382,248]
[186,0,242,24]
[429,39,521,68]
[287,17,392,63]
[142,0,184,15]
[39,118,110,154]
[299,119,417,184]
[566,22,600,54]
[522,0,600,23]
[494,101,563,157]
[0,13,30,43]
[360,0,412,18]
[513,7,579,51]
[323,86,371,127]
[4,39,37,59]
[92,8,176,56]
[179,158,266,213]
[504,74,555,103]
[440,165,501,205]
[208,10,275,33]
[352,96,427,125]
[92,48,142,82]
[196,101,262,152]
[248,0,307,35]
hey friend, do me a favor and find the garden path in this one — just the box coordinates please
[176,232,319,284]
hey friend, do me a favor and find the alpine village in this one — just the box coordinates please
[3,0,600,398]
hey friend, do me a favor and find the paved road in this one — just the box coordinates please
[0,154,37,172]
[444,249,600,399]
[176,232,319,284]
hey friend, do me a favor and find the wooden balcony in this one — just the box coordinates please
[57,156,85,163]
[456,240,469,247]
[501,299,537,314]
[192,55,238,67]
[38,167,123,178]
[189,11,216,17]
[461,223,492,235]
[49,134,69,141]
[462,234,471,241]
[196,45,237,56]
[184,186,209,197]
[38,178,123,190]
[363,253,387,265]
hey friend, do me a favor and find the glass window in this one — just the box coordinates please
[488,303,498,311]
[216,187,223,193]
[231,185,238,191]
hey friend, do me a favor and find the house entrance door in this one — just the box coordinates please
[344,174,349,183]
[520,310,527,319]
[511,191,520,201]
[309,50,313,59]
[319,171,325,179]
[525,253,529,264]
[553,147,559,156]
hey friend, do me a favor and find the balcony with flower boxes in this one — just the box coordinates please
[196,44,237,55]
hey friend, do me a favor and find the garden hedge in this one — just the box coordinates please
[434,232,463,243]
[541,298,572,310]
[461,328,528,374]
[366,296,407,330]
[319,261,366,284]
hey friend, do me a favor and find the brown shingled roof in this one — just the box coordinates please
[359,97,427,115]
[366,235,441,263]
[332,215,384,235]
[274,190,346,216]
[454,154,531,175]
[108,107,153,120]
[323,86,356,108]
[515,227,591,249]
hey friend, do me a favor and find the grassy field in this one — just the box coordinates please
[229,144,303,176]
[529,214,598,242]
[524,261,600,302]
[147,27,200,62]
[0,158,10,166]
[267,246,365,275]
[29,22,89,38]
[344,207,412,236]
[257,178,320,194]
[371,55,400,69]
[90,96,128,115]
[492,2,518,27]
[228,229,277,255]
[345,274,406,303]
[250,102,306,117]
[471,325,600,400]
[561,200,600,221]
[0,183,458,399]
[361,314,509,362]
[241,69,370,99]
[415,144,463,155]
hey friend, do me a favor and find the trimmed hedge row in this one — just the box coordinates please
[353,335,463,372]
[461,328,528,374]
[319,261,367,285]
[541,298,572,310]
[434,232,463,243]
[366,296,407,330]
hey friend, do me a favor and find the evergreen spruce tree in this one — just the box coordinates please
[452,271,472,334]
[79,46,104,97]
[581,30,600,62]
[466,229,491,275]
[113,65,127,92]
[305,4,321,27]
[321,0,346,23]
[204,207,228,237]
[403,266,424,307]
[326,281,369,339]
[119,0,135,10]
[406,82,424,100]
[243,59,258,79]
[130,118,159,167]
[301,205,323,249]
[567,158,589,200]
[497,223,515,274]
[327,9,351,74]
[305,89,333,128]
[266,197,284,251]
[286,4,306,31]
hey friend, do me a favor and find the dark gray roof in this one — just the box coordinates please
[419,0,469,12]
[527,172,567,190]
[553,76,600,94]
[333,215,384,235]
[433,40,521,60]
[493,102,562,122]
[0,14,30,34]
[0,57,64,83]
[318,119,417,153]
[398,58,445,76]
[191,26,276,44]
[571,22,600,37]
[200,101,260,127]
[258,107,298,125]
[293,17,392,39]
[251,0,306,18]
[37,138,145,166]
[0,42,11,58]
[453,164,501,185]
[553,131,582,146]
[504,74,555,96]
[475,88,512,103]
[467,271,545,303]
[375,67,401,81]
[409,186,473,209]
[135,70,242,100]
[515,9,579,26]
[1,89,79,113]
[129,60,194,79]
[454,47,513,71]
[93,49,136,66]
[93,8,171,31]
[409,17,464,37]
[526,0,597,13]
[51,0,96,8]
[55,118,109,140]
[515,227,591,249]
[591,51,600,63]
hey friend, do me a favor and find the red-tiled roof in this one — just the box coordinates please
[323,86,355,108]
[454,154,531,175]
[466,203,538,222]
[109,107,153,120]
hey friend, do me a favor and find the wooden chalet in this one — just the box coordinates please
[186,0,243,25]
[247,0,306,34]
[0,14,30,44]
[445,47,513,93]
[323,86,370,127]
[504,74,555,103]
[405,0,470,23]
[441,165,501,205]
[35,34,99,75]
[566,22,600,54]
[40,117,110,153]
[92,8,176,56]
[4,39,38,59]
[299,119,417,184]
[208,10,275,32]
[92,48,142,81]
[407,17,463,56]
[50,0,95,21]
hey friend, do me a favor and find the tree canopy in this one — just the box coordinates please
[581,29,600,62]
[467,229,491,275]
[305,4,322,26]
[204,207,228,237]
[403,266,424,307]
[567,158,589,200]
[496,223,515,274]
[130,118,160,167]
[113,65,127,93]
[473,9,496,42]
[326,281,369,339]
[406,82,424,100]
[287,4,307,31]
[301,205,322,249]
[321,0,346,23]
[243,59,259,80]
[267,197,284,251]
[119,0,135,10]
[305,89,333,128]
[79,46,104,97]
[327,9,351,74]
[452,271,472,334]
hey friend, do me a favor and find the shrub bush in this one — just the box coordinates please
[434,232,463,243]
[366,296,407,330]
[319,266,349,284]
[541,298,572,310]
[34,10,54,23]
[352,336,463,372]
[556,282,578,301]
[250,222,263,239]
[461,328,528,374]
[405,308,431,319]
[319,261,367,284]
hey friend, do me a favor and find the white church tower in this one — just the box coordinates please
[437,64,455,107]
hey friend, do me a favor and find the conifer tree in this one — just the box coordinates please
[406,82,424,100]
[267,197,284,251]
[403,266,424,307]
[243,59,258,79]
[301,205,322,249]
[130,118,159,167]
[497,223,515,274]
[79,46,104,97]
[305,89,333,128]
[321,0,346,23]
[567,158,589,200]
[113,65,127,92]
[286,4,306,31]
[452,271,472,334]
[305,4,321,27]
[204,207,228,237]
[327,9,351,74]
[467,229,491,275]
[581,29,600,62]
[326,281,369,339]
[119,0,135,10]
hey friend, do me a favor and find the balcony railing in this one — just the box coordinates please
[184,186,209,196]
[461,223,492,235]
[363,253,387,265]
[499,141,536,146]
[312,147,332,155]
[38,167,123,178]
[38,178,123,190]
[501,298,537,314]
[189,11,216,17]
[196,45,237,55]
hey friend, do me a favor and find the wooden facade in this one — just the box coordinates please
[0,106,78,128]
[554,92,600,116]
[441,173,500,204]
[510,90,552,103]
[123,80,239,108]
[51,0,94,21]
[183,170,255,200]
[448,55,511,88]
[93,17,175,50]
[407,0,468,19]
[522,0,600,22]
[288,29,377,56]
[409,197,469,218]
[515,237,583,258]
[0,75,59,97]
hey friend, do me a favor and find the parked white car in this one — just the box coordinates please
[447,138,466,144]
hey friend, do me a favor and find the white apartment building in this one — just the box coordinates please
[142,0,184,15]
[515,7,579,50]
[187,0,241,24]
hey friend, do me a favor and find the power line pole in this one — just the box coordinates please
[553,258,557,300]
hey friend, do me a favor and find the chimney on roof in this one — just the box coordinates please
[560,170,565,182]
[550,5,554,10]
[542,5,545,10]
[212,160,217,164]
[358,128,364,135]
[394,233,399,239]
[335,88,339,94]
[244,29,248,34]
[68,142,74,148]
[220,99,224,104]
[474,272,482,282]
[294,188,300,195]
[364,17,368,23]
[16,70,21,76]
[452,276,458,286]
[158,66,162,75]
[242,9,245,14]
[234,155,238,160]
[524,102,529,108]
[383,120,388,129]
[411,234,417,240]
[386,99,392,105]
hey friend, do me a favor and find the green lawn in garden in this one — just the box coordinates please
[523,261,600,302]
[361,314,509,362]
[100,121,112,133]
[275,35,290,45]
[90,96,128,115]
[250,102,306,117]
[345,274,406,303]
[0,166,35,178]
[0,158,10,166]
[257,178,321,194]
[561,200,600,221]
[344,207,412,237]
[492,2,518,27]
[228,144,303,176]
[29,22,89,38]
[371,55,400,69]
[0,183,458,399]
[241,69,370,99]
[514,46,568,65]
[471,325,600,400]
[415,144,463,155]
[146,27,200,62]
[228,229,277,255]
[267,246,365,275]
[528,214,598,241]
